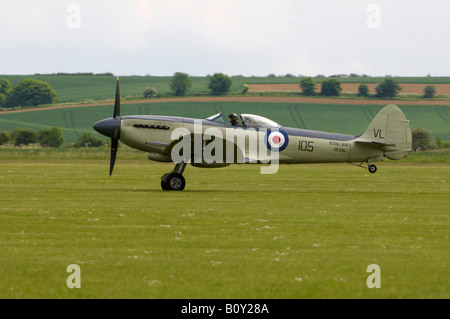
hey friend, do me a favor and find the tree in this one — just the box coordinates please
[13,129,39,146]
[357,84,370,97]
[423,85,436,98]
[208,73,232,95]
[0,79,12,94]
[320,79,342,96]
[70,132,105,148]
[300,77,316,96]
[241,84,249,95]
[0,131,11,145]
[142,87,158,98]
[38,127,64,148]
[375,77,402,98]
[435,136,443,149]
[0,79,12,107]
[0,93,7,108]
[169,72,192,96]
[412,127,435,150]
[8,78,58,107]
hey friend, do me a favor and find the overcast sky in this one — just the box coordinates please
[0,0,449,76]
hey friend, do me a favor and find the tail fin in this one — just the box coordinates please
[355,104,412,160]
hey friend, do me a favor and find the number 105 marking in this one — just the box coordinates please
[298,140,314,152]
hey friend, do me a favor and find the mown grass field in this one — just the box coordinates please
[0,153,448,299]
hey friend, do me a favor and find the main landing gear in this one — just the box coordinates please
[161,162,187,191]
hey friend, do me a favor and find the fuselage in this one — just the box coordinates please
[94,115,384,165]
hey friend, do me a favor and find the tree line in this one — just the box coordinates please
[299,76,437,98]
[0,128,104,148]
[33,72,114,76]
[143,72,233,98]
[145,73,439,99]
[412,128,450,151]
[0,78,58,108]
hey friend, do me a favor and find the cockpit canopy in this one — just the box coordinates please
[240,114,281,128]
[206,113,281,128]
[206,112,281,128]
[205,113,227,125]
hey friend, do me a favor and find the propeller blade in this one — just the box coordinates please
[110,77,120,178]
[113,76,120,118]
[109,137,118,178]
[109,77,120,178]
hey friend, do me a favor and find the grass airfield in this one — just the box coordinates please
[0,156,448,298]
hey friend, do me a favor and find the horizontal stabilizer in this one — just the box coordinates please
[355,140,396,147]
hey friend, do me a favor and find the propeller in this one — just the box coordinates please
[92,77,122,178]
[109,77,121,177]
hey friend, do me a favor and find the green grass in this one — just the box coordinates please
[0,145,448,163]
[0,155,448,298]
[403,149,450,163]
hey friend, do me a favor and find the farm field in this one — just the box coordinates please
[1,75,450,103]
[1,101,449,145]
[0,159,448,299]
[249,83,450,95]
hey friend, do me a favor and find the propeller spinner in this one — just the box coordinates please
[93,77,121,177]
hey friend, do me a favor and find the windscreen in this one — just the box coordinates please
[240,114,281,128]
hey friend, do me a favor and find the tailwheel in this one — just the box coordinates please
[368,164,377,174]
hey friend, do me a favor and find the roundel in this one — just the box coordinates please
[265,129,289,152]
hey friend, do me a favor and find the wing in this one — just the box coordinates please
[146,133,239,167]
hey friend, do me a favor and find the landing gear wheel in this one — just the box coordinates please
[161,173,170,190]
[368,164,377,174]
[161,173,185,191]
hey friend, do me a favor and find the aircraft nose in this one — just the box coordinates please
[93,118,121,139]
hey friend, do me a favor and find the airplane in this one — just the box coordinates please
[93,78,412,191]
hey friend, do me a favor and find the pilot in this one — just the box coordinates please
[228,113,240,127]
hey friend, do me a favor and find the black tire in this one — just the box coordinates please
[161,173,185,191]
[368,164,377,174]
[161,173,171,190]
[161,180,170,190]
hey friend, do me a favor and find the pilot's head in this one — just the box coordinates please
[228,113,238,123]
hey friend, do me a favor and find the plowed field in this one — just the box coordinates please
[249,83,450,95]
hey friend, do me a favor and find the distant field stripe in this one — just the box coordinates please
[1,96,449,116]
[0,118,57,130]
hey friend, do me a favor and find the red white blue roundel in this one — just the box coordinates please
[265,129,289,152]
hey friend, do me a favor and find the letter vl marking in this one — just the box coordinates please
[374,128,384,139]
